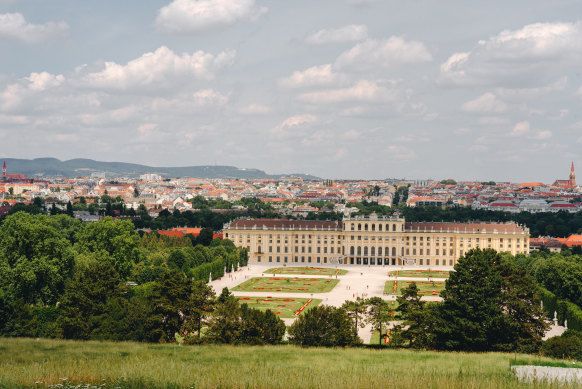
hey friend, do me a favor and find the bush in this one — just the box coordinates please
[543,330,582,361]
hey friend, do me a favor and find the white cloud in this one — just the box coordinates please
[0,71,64,111]
[496,77,567,101]
[271,114,317,137]
[0,113,28,124]
[343,129,361,139]
[83,46,236,90]
[510,121,530,136]
[439,21,582,87]
[239,104,270,115]
[155,0,267,33]
[298,80,395,104]
[335,37,432,72]
[279,64,338,88]
[461,93,507,114]
[345,0,381,4]
[26,72,65,91]
[534,130,552,140]
[305,24,368,45]
[394,135,430,143]
[0,12,68,43]
[386,145,415,160]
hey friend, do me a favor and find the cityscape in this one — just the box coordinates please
[1,0,582,388]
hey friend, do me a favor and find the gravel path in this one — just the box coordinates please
[512,365,582,384]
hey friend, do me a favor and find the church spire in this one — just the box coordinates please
[2,161,5,178]
[570,161,576,187]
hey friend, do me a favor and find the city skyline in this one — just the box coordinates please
[1,1,582,181]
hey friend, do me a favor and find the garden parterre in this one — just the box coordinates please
[388,270,450,278]
[384,280,446,296]
[264,266,348,276]
[237,296,322,318]
[232,277,339,293]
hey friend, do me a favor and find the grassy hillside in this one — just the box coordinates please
[0,338,578,388]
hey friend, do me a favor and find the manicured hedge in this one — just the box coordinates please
[538,286,582,331]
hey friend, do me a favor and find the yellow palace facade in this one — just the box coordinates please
[222,214,530,267]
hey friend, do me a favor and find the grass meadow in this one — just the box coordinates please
[0,338,579,389]
[232,277,339,293]
[264,267,348,276]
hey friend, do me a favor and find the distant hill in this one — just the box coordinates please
[0,158,320,180]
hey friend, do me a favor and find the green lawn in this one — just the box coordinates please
[389,270,450,278]
[264,266,348,276]
[0,338,575,388]
[232,277,339,293]
[237,296,322,318]
[384,280,446,296]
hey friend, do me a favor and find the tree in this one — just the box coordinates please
[341,297,367,338]
[183,280,215,338]
[196,228,214,246]
[74,217,140,279]
[151,270,192,342]
[58,261,127,340]
[288,305,360,347]
[393,283,434,348]
[0,212,74,305]
[204,292,241,344]
[239,304,286,345]
[365,297,392,346]
[434,249,548,352]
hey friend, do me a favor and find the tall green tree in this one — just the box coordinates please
[151,270,192,342]
[204,292,241,344]
[0,212,74,305]
[435,249,548,352]
[58,260,127,340]
[183,280,215,338]
[288,305,360,347]
[393,283,434,348]
[74,217,140,279]
[341,297,368,339]
[365,297,392,346]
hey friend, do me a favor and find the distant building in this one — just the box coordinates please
[553,162,576,188]
[1,161,27,181]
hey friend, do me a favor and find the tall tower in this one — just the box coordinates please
[570,161,576,187]
[2,161,5,179]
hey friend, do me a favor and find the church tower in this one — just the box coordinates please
[570,161,576,187]
[2,161,5,179]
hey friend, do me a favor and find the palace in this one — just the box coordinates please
[223,214,530,267]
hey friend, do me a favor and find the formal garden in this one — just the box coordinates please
[384,280,446,296]
[232,277,339,293]
[264,266,348,276]
[388,270,450,278]
[237,296,322,318]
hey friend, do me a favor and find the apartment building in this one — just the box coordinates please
[223,214,530,267]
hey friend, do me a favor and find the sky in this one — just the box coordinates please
[0,0,582,182]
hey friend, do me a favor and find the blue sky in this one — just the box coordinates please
[1,0,582,182]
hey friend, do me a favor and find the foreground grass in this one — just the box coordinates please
[0,338,579,389]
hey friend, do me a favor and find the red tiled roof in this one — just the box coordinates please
[157,230,186,238]
[405,221,527,234]
[228,218,342,231]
